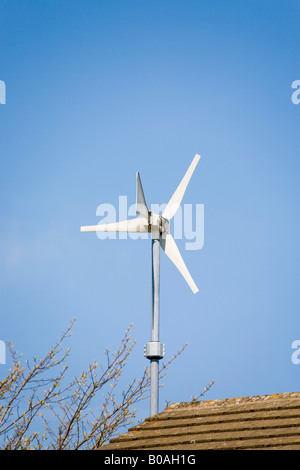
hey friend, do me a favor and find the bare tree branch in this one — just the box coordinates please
[0,320,213,450]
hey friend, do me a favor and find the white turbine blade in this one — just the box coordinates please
[162,154,201,220]
[160,233,199,294]
[136,172,149,219]
[81,217,149,233]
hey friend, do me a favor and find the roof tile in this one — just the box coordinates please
[100,391,300,450]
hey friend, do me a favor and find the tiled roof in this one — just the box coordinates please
[102,392,300,450]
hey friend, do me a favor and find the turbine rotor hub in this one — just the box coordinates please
[161,216,170,234]
[149,212,170,234]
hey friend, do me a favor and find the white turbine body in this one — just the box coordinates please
[81,153,200,294]
[81,153,201,416]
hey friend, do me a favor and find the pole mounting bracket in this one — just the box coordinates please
[144,341,165,359]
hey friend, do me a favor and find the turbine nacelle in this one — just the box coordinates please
[148,212,170,235]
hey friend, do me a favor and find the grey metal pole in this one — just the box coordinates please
[151,238,160,344]
[150,238,160,416]
[150,359,159,416]
[144,234,165,417]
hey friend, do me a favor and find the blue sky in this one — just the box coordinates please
[1,0,300,426]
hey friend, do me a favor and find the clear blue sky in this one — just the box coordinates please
[1,0,300,425]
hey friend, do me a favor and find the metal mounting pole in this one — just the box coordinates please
[144,234,165,417]
[151,237,160,344]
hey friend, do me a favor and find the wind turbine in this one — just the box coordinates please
[81,153,201,416]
